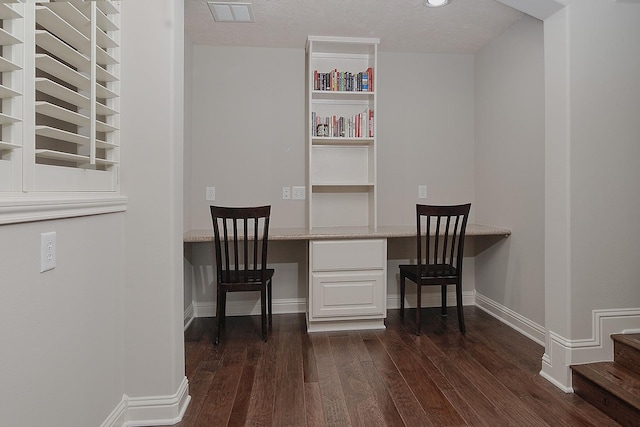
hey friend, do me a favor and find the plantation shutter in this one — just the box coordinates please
[32,0,120,191]
[0,1,23,191]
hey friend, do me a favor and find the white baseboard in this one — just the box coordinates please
[193,297,306,318]
[540,308,640,391]
[474,292,545,345]
[386,290,475,310]
[100,398,127,427]
[190,293,476,320]
[102,377,191,427]
[184,304,194,331]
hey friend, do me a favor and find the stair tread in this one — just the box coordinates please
[612,333,640,352]
[572,362,640,408]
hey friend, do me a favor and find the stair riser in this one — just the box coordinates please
[573,372,640,427]
[615,341,640,376]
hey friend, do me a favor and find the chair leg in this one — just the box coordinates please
[215,286,223,345]
[400,274,406,319]
[456,281,466,333]
[441,284,447,317]
[267,280,273,327]
[415,283,421,336]
[220,290,227,328]
[261,287,267,342]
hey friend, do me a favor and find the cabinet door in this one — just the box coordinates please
[311,270,385,318]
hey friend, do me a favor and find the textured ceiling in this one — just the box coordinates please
[185,0,525,54]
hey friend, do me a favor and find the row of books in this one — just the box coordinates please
[312,109,373,138]
[313,67,374,92]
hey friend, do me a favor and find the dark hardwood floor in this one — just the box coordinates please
[173,306,620,426]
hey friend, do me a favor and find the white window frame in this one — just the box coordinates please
[0,0,125,225]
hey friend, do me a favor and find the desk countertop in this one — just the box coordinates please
[183,224,511,243]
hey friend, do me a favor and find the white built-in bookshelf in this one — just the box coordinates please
[306,36,379,229]
[305,36,386,333]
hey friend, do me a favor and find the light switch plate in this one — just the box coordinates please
[206,186,216,201]
[292,186,306,200]
[282,186,291,200]
[418,185,427,199]
[40,231,56,272]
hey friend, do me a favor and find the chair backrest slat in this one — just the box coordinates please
[416,204,471,270]
[210,205,271,284]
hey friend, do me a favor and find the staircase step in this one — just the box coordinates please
[572,361,640,427]
[613,333,640,375]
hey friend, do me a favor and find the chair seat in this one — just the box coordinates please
[219,269,275,287]
[399,264,459,281]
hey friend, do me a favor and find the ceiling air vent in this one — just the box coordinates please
[207,2,254,23]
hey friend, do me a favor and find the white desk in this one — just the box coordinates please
[184,224,511,332]
[183,224,511,242]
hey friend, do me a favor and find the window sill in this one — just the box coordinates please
[0,195,127,225]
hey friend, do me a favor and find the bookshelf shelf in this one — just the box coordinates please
[311,137,373,146]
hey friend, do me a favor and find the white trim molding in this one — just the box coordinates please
[474,292,545,345]
[184,303,195,331]
[193,297,306,318]
[0,196,127,224]
[191,292,478,320]
[101,377,191,427]
[540,308,640,392]
[386,290,475,310]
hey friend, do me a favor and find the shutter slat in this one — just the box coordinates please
[35,30,90,73]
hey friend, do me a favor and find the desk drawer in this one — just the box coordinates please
[311,239,386,271]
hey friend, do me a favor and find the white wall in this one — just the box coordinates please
[567,0,640,337]
[377,52,477,302]
[189,46,306,231]
[120,0,186,409]
[542,0,640,390]
[377,52,476,226]
[186,47,478,311]
[0,215,126,425]
[474,16,546,333]
[184,33,194,319]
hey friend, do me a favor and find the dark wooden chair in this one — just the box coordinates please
[210,205,274,344]
[399,203,471,335]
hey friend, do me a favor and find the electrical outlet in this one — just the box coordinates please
[40,231,56,272]
[206,186,216,201]
[292,186,306,200]
[282,186,291,200]
[418,185,427,199]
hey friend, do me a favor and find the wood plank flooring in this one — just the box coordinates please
[172,307,621,426]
